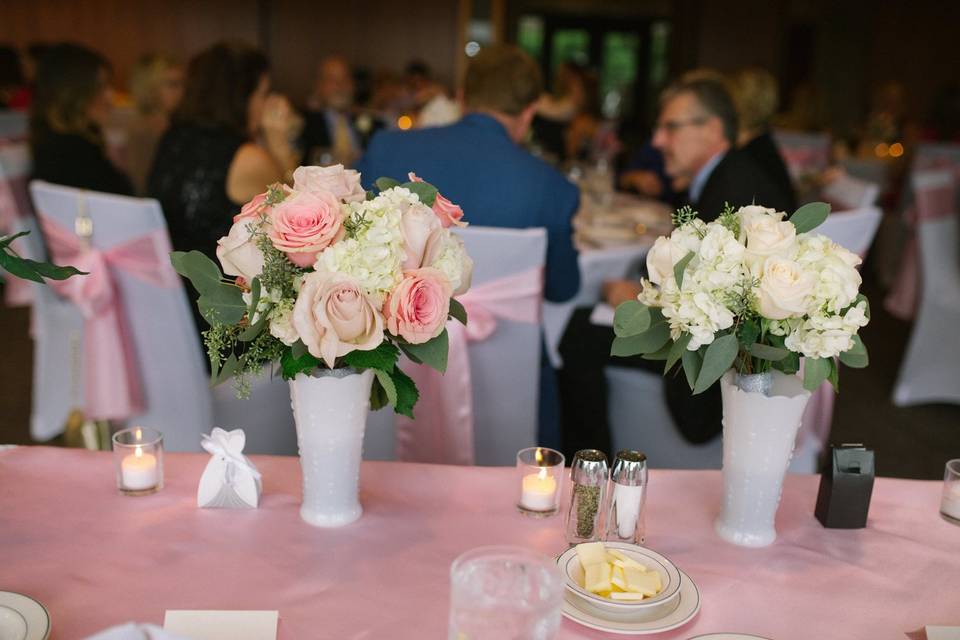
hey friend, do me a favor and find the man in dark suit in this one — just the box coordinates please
[557,75,795,459]
[355,44,581,446]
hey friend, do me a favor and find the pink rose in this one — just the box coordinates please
[408,172,466,228]
[292,271,384,368]
[234,191,268,223]
[400,202,442,270]
[384,268,452,344]
[293,165,367,203]
[216,218,266,282]
[269,190,344,267]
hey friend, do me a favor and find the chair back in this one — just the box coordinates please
[29,181,211,450]
[816,206,883,258]
[0,111,28,141]
[773,130,830,183]
[821,174,880,211]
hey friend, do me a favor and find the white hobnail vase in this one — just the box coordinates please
[714,369,812,547]
[289,367,374,527]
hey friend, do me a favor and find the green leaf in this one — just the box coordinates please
[749,343,790,361]
[851,293,871,320]
[374,368,398,408]
[448,298,468,325]
[375,177,400,192]
[213,353,239,386]
[693,334,739,394]
[198,283,246,325]
[21,259,86,281]
[0,252,47,282]
[613,300,651,337]
[343,341,401,372]
[789,202,831,234]
[640,341,672,361]
[369,377,390,411]
[388,366,419,418]
[170,250,222,294]
[673,251,695,289]
[774,351,800,375]
[839,335,869,369]
[401,181,438,206]
[291,340,308,359]
[0,230,30,249]
[665,334,692,373]
[247,277,261,318]
[681,348,702,390]
[238,303,272,342]
[803,357,832,391]
[611,315,670,357]
[739,318,761,348]
[828,358,840,392]
[280,349,321,380]
[400,329,448,373]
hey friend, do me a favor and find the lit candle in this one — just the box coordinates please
[941,485,960,521]
[520,465,558,512]
[121,445,159,491]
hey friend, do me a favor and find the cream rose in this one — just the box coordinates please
[292,271,384,368]
[293,165,366,203]
[384,268,452,344]
[269,190,344,267]
[400,202,442,270]
[647,235,698,286]
[216,218,266,282]
[743,216,797,260]
[757,257,816,320]
[737,205,783,239]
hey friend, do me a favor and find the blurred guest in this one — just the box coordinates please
[772,83,821,132]
[557,75,795,459]
[729,68,796,209]
[7,43,49,111]
[404,60,459,128]
[124,54,183,194]
[618,142,687,207]
[148,41,299,261]
[921,82,960,143]
[30,43,132,195]
[356,44,581,446]
[301,55,378,166]
[533,61,587,163]
[563,67,603,162]
[0,45,24,109]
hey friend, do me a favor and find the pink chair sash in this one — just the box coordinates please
[39,214,180,421]
[396,267,544,465]
[0,175,35,306]
[884,174,958,320]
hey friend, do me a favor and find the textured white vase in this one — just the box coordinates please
[289,367,374,527]
[715,370,812,547]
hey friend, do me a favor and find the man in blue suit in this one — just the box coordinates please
[355,44,581,446]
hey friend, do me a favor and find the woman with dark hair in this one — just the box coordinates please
[29,43,132,194]
[0,45,25,108]
[148,41,299,260]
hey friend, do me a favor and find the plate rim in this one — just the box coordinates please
[687,635,773,640]
[557,542,683,609]
[0,591,51,640]
[561,568,701,635]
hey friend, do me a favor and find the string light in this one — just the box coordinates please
[889,142,904,157]
[397,115,413,130]
[874,143,889,158]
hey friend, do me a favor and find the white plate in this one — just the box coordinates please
[562,569,700,635]
[0,592,50,640]
[688,635,772,640]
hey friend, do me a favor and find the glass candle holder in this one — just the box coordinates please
[112,427,164,495]
[516,447,564,517]
[940,459,960,525]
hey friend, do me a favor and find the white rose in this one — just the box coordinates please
[216,219,266,282]
[400,202,442,270]
[743,217,797,267]
[647,232,700,287]
[737,205,783,241]
[292,165,367,203]
[757,257,816,320]
[268,306,299,345]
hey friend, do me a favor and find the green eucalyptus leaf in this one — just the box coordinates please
[839,335,869,369]
[640,341,672,361]
[375,177,400,192]
[681,348,702,390]
[673,251,695,289]
[247,278,261,318]
[170,250,223,294]
[213,353,240,386]
[749,343,790,361]
[739,319,761,348]
[401,181,438,206]
[613,300,651,337]
[611,317,670,357]
[238,303,272,342]
[665,334,692,373]
[448,298,468,325]
[803,356,832,391]
[789,202,831,234]
[198,283,246,325]
[693,334,739,394]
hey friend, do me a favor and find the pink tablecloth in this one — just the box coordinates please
[1,447,957,640]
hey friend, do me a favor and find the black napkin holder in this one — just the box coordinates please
[815,444,874,528]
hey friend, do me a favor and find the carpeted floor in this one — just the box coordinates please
[1,271,958,479]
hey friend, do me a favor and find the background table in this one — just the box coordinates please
[1,447,957,639]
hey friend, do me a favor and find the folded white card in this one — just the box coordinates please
[926,627,960,640]
[589,303,616,327]
[163,610,278,640]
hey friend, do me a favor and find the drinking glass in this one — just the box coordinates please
[448,546,564,640]
[940,459,960,525]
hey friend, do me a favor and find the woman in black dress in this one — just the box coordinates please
[148,41,299,262]
[30,43,132,195]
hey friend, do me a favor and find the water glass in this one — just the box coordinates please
[448,546,564,640]
[940,459,960,525]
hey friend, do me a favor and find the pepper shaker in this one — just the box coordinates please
[604,450,647,544]
[565,449,609,544]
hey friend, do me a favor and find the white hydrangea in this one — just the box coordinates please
[315,187,411,299]
[795,234,862,314]
[268,299,298,346]
[784,300,869,359]
[428,230,471,293]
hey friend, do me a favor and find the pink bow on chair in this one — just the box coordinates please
[396,267,544,465]
[39,214,180,421]
[885,173,958,320]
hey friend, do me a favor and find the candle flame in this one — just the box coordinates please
[535,448,544,465]
[135,445,143,459]
[538,466,547,481]
[135,428,142,441]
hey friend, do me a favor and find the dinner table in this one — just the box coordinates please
[1,446,957,639]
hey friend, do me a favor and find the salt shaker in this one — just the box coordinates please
[565,449,609,544]
[604,450,647,544]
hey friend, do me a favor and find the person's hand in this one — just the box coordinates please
[603,279,642,307]
[620,170,664,197]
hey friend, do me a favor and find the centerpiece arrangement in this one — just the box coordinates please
[612,202,870,546]
[172,165,472,527]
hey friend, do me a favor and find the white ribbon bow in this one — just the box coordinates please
[201,428,262,481]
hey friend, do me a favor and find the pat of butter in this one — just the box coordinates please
[575,542,608,568]
[625,567,661,596]
[584,562,612,593]
[609,549,647,571]
[610,591,648,601]
[610,565,627,590]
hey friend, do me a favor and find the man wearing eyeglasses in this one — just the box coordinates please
[557,75,795,459]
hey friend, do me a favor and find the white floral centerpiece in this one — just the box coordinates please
[613,201,870,546]
[172,165,473,527]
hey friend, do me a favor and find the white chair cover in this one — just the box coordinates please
[821,174,880,211]
[0,111,28,140]
[817,206,883,257]
[366,226,547,466]
[893,170,960,406]
[29,181,212,450]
